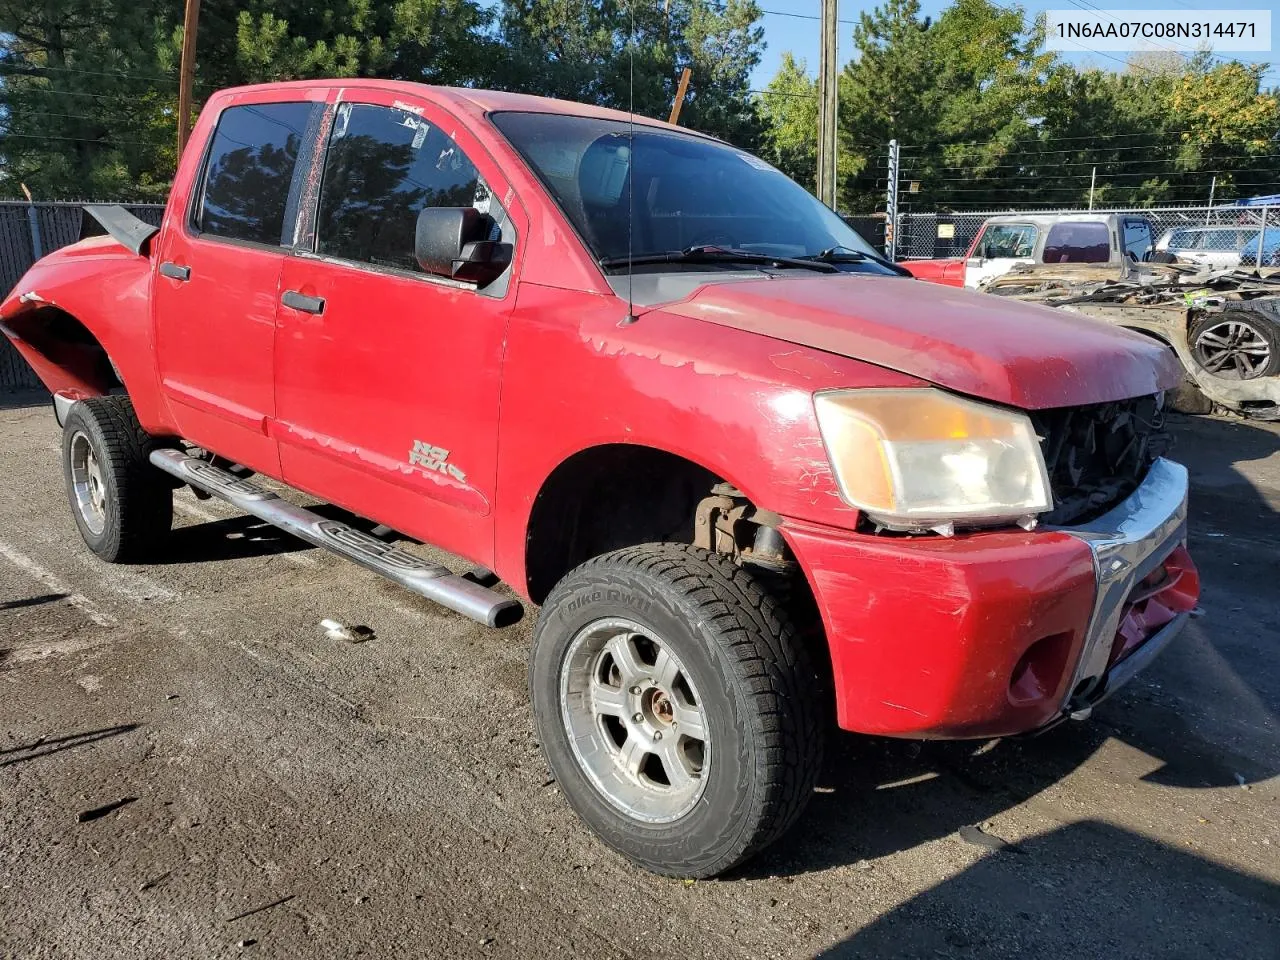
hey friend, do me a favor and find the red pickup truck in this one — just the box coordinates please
[0,80,1199,878]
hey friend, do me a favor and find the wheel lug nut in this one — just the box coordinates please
[653,731,663,741]
[629,686,641,695]
[633,713,644,723]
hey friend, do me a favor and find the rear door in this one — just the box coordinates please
[273,89,525,563]
[153,95,323,474]
[964,222,1037,287]
[1122,218,1154,261]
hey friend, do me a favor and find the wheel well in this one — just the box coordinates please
[5,305,119,395]
[525,444,835,722]
[1121,325,1174,347]
[524,445,727,604]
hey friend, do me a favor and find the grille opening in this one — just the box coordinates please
[1031,393,1168,527]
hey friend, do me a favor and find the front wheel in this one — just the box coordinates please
[62,396,173,562]
[530,543,825,878]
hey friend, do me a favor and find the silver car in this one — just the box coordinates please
[1154,226,1255,270]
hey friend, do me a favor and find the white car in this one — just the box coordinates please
[1153,226,1258,270]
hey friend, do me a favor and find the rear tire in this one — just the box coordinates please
[530,543,825,878]
[1189,311,1280,380]
[62,396,173,562]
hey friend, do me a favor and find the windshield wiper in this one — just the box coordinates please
[801,245,869,263]
[801,244,912,276]
[600,245,839,274]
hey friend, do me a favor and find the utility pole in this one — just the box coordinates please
[669,68,692,125]
[885,139,899,260]
[177,0,202,157]
[816,0,839,207]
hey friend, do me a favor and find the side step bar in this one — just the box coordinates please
[149,449,523,629]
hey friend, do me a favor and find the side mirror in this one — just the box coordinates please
[415,207,511,285]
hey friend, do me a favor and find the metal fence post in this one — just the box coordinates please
[885,138,900,261]
[25,201,42,261]
[1259,206,1269,269]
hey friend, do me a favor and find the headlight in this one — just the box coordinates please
[813,388,1052,529]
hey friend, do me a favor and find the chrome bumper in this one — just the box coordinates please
[1058,457,1191,717]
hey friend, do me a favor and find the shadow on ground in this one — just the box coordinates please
[0,389,49,411]
[0,724,140,768]
[819,819,1279,959]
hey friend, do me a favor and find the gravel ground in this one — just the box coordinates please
[1,396,1276,960]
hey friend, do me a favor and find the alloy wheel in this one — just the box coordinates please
[559,617,710,823]
[1192,319,1273,380]
[69,431,107,536]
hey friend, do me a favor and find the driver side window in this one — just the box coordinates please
[976,224,1037,260]
[316,102,502,273]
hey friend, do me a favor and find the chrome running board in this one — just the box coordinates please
[149,449,522,628]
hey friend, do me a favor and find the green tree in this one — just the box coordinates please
[495,0,764,145]
[758,53,817,189]
[0,0,179,199]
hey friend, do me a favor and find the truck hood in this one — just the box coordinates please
[660,274,1181,409]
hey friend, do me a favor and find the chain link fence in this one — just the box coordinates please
[893,205,1280,263]
[0,201,165,392]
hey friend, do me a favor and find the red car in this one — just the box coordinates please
[0,80,1199,878]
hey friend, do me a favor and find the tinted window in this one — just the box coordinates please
[976,224,1036,259]
[316,103,495,272]
[490,111,889,272]
[1167,229,1194,249]
[1123,219,1152,258]
[197,102,315,245]
[1043,222,1110,263]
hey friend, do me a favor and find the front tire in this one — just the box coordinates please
[62,396,173,562]
[530,543,825,878]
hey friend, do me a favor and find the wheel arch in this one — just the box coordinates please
[1,303,120,400]
[523,442,727,604]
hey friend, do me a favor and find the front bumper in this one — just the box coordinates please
[783,457,1199,739]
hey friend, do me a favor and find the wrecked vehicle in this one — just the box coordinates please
[985,261,1280,420]
[902,213,1157,288]
[0,80,1200,878]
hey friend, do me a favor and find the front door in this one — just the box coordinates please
[153,96,323,474]
[273,91,524,564]
[964,222,1038,288]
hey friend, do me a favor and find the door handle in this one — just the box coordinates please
[281,290,325,315]
[159,261,191,281]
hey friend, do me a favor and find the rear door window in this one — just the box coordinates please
[315,102,499,273]
[195,102,317,246]
[1043,222,1111,263]
[974,223,1037,259]
[1123,219,1153,259]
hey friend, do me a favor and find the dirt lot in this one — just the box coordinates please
[1,395,1277,960]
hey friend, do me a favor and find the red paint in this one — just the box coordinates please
[783,517,1100,737]
[0,80,1200,739]
[901,257,966,286]
[1110,545,1199,667]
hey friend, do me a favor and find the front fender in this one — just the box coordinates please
[0,236,171,432]
[491,283,927,593]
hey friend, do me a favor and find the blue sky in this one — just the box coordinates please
[750,0,1278,90]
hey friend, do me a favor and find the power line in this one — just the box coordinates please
[0,131,160,147]
[900,150,1280,170]
[0,62,206,86]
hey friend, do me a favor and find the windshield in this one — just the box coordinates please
[490,111,886,271]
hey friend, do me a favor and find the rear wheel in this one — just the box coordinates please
[62,396,173,562]
[1190,312,1280,380]
[530,543,825,878]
